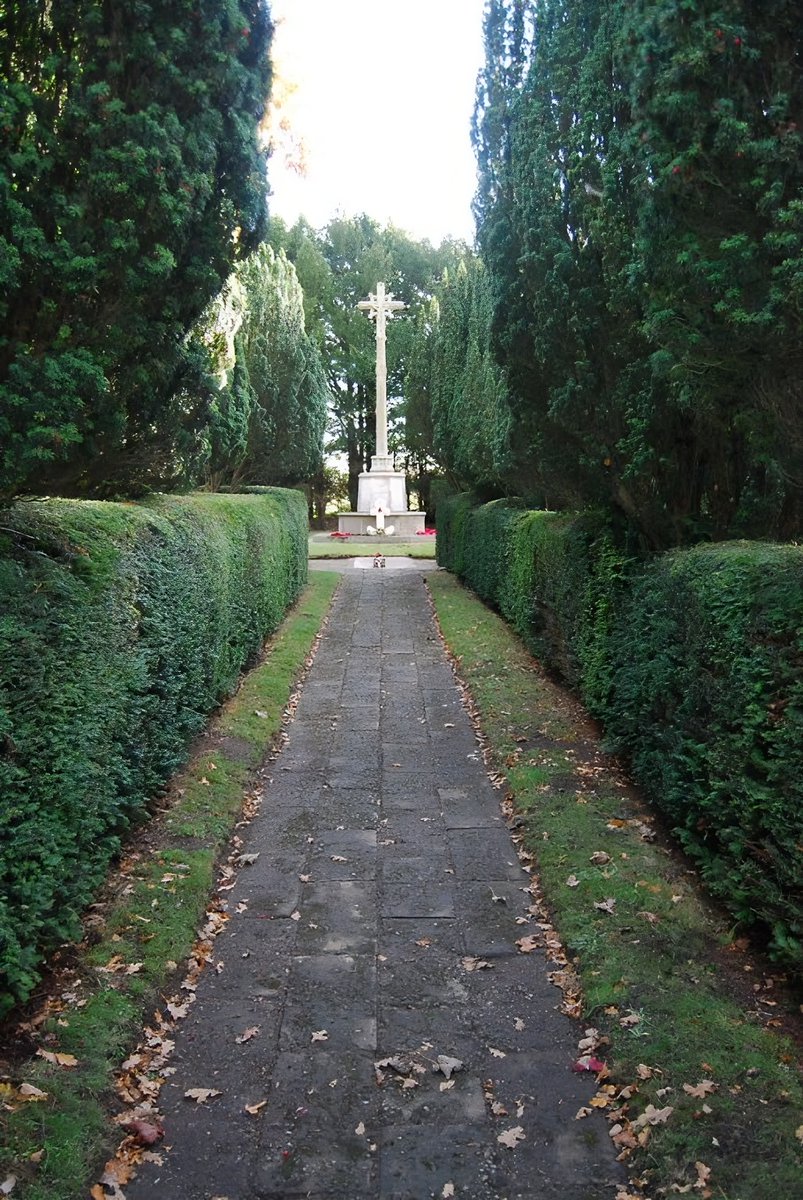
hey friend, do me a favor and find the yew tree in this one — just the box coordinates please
[0,0,272,501]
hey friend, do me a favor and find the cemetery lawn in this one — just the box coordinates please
[427,571,803,1200]
[0,572,340,1200]
[308,536,436,558]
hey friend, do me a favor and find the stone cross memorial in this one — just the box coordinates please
[357,282,406,469]
[337,282,425,535]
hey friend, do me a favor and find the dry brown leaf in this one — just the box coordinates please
[17,1083,48,1102]
[594,897,617,914]
[184,1087,222,1103]
[683,1080,717,1099]
[235,1026,260,1044]
[245,1099,268,1115]
[435,1054,464,1080]
[36,1049,78,1068]
[311,1030,329,1043]
[442,1185,456,1198]
[590,851,612,865]
[566,874,580,888]
[694,1162,712,1190]
[489,1047,506,1059]
[462,955,492,971]
[497,1126,526,1149]
[515,935,540,953]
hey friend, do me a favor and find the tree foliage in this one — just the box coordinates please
[470,0,802,547]
[406,259,513,498]
[271,215,464,509]
[0,0,272,501]
[200,243,328,489]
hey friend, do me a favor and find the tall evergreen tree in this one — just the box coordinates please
[0,0,272,502]
[272,215,463,509]
[201,243,328,488]
[472,0,802,546]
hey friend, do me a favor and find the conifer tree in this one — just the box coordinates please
[0,0,272,501]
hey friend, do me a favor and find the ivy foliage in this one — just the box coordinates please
[0,0,272,501]
[437,494,803,971]
[0,488,307,1013]
[470,0,802,547]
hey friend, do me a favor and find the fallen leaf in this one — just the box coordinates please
[331,855,348,863]
[440,1079,456,1092]
[401,1076,419,1089]
[619,1012,641,1028]
[442,1185,456,1198]
[572,1055,606,1074]
[120,1118,164,1145]
[575,1106,593,1119]
[636,1063,655,1080]
[594,897,617,914]
[0,1177,16,1196]
[355,1121,366,1135]
[637,910,660,924]
[184,1087,222,1103]
[514,1018,525,1031]
[415,937,432,948]
[435,1055,464,1080]
[290,910,301,921]
[633,1103,674,1130]
[311,1030,329,1043]
[590,851,612,865]
[167,1000,190,1020]
[796,1124,803,1142]
[237,852,259,866]
[489,1047,506,1059]
[17,1083,48,1102]
[235,1026,260,1044]
[497,1126,526,1149]
[462,955,492,971]
[683,1080,717,1099]
[566,874,580,888]
[515,935,540,953]
[694,1162,711,1190]
[490,1099,508,1116]
[36,1049,78,1068]
[245,1099,268,1115]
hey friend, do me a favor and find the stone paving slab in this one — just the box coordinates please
[127,570,625,1200]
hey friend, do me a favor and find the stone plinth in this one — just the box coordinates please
[356,466,408,515]
[337,511,426,536]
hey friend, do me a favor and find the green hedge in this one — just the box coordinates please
[437,495,803,970]
[0,489,307,1013]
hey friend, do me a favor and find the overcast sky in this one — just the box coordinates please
[267,0,487,245]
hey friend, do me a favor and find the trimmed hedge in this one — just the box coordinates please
[437,495,803,971]
[0,489,308,1013]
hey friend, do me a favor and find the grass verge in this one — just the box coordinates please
[0,572,340,1200]
[428,571,802,1200]
[308,538,436,558]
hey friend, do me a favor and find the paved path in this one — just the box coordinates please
[128,571,624,1199]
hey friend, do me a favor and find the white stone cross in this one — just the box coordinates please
[358,282,406,463]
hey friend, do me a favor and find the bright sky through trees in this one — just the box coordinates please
[268,0,486,245]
